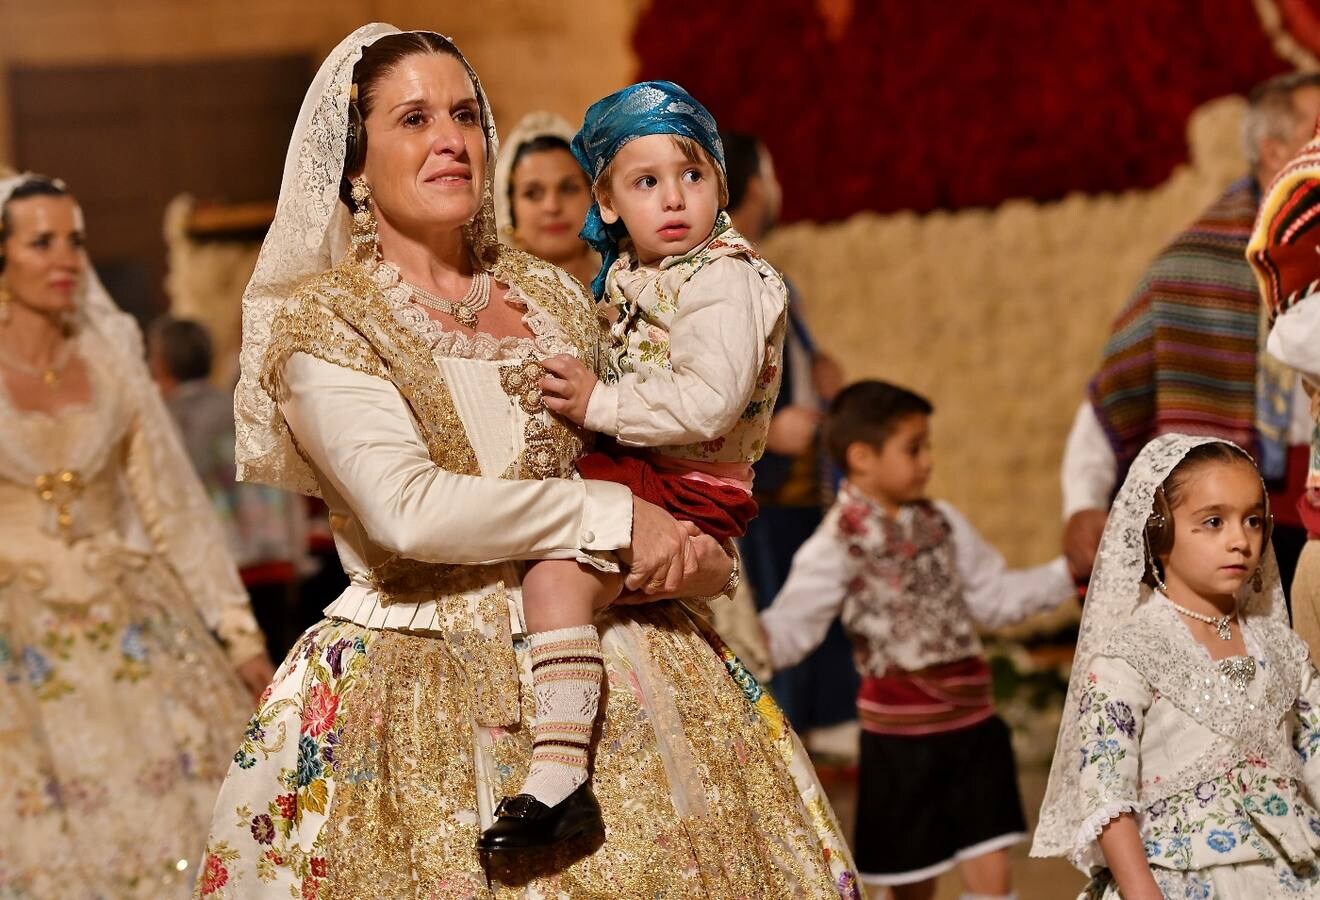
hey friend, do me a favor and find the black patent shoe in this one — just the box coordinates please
[477,782,605,854]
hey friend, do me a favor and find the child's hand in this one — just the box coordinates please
[539,354,598,425]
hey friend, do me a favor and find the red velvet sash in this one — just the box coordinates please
[857,656,995,737]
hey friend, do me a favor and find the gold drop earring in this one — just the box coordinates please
[350,176,380,261]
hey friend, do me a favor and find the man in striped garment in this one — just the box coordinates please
[1062,71,1320,605]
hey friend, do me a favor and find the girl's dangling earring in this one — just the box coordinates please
[350,176,380,262]
[1251,566,1264,593]
[1150,559,1168,594]
[1143,520,1168,593]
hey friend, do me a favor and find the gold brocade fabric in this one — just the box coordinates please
[259,254,596,728]
[196,606,860,899]
[0,372,254,898]
[212,244,858,896]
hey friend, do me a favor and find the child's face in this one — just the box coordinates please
[1161,461,1267,600]
[847,413,933,512]
[596,134,720,265]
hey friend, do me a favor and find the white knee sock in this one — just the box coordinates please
[958,892,1017,900]
[516,625,603,808]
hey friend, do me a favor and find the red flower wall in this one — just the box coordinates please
[633,0,1289,222]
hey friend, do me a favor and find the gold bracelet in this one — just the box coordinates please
[703,540,740,600]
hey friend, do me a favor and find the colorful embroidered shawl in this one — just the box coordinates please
[1089,178,1289,478]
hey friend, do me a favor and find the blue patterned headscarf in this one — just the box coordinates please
[571,81,725,298]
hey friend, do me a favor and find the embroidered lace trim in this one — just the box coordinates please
[372,260,574,362]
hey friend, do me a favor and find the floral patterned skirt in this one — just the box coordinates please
[196,603,861,899]
[1083,859,1320,899]
[0,548,255,899]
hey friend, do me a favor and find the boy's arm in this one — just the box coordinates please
[937,500,1074,630]
[759,523,849,671]
[584,257,785,446]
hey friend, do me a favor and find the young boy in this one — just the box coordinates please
[761,380,1075,900]
[478,82,788,854]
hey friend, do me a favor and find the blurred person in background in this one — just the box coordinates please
[1062,72,1320,605]
[722,129,858,749]
[0,172,271,897]
[149,315,310,658]
[494,110,599,289]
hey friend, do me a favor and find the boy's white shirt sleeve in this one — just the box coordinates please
[1061,400,1118,520]
[936,500,1074,630]
[1267,296,1320,378]
[583,256,785,446]
[759,523,848,671]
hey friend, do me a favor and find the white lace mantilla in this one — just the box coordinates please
[1033,433,1296,862]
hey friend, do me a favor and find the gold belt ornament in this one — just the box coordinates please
[35,469,83,541]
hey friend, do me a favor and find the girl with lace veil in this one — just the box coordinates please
[197,24,858,897]
[1032,433,1320,898]
[0,172,271,897]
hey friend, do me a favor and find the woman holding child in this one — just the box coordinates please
[197,23,857,897]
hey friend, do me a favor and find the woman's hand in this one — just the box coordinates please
[622,496,699,594]
[235,652,277,703]
[539,354,598,425]
[614,533,733,604]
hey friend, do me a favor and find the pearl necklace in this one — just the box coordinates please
[406,273,491,328]
[1167,598,1236,641]
[0,338,74,388]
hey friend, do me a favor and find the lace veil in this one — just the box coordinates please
[233,23,501,494]
[1032,433,1287,858]
[0,173,263,664]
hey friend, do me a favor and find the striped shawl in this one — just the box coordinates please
[1089,178,1266,472]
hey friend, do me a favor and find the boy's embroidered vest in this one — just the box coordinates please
[601,213,787,464]
[832,485,983,676]
[261,248,599,727]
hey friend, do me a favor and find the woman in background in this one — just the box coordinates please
[0,172,271,897]
[494,110,599,289]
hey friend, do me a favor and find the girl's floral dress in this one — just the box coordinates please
[1073,598,1320,898]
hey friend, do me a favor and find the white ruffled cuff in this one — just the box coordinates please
[1072,801,1140,869]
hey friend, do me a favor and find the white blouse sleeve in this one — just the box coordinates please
[122,406,266,667]
[583,256,786,446]
[1073,653,1151,867]
[280,352,633,565]
[1293,662,1320,796]
[1061,401,1118,519]
[937,501,1074,630]
[759,523,848,671]
[1268,297,1320,378]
